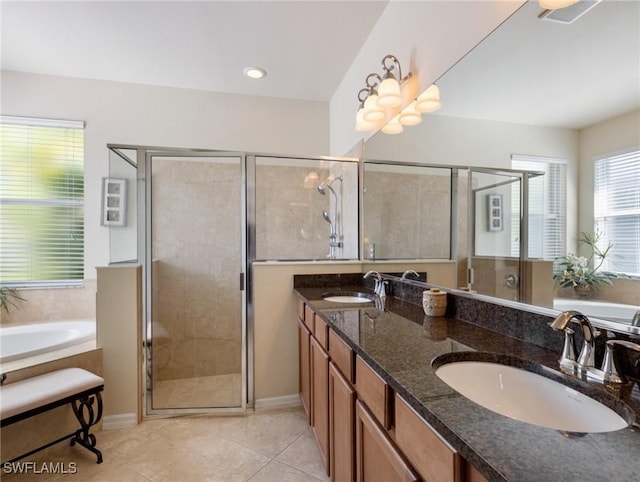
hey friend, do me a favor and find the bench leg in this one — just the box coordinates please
[70,392,104,464]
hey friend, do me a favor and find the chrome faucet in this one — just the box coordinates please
[550,310,640,384]
[363,271,386,298]
[401,270,420,280]
[549,310,599,374]
[632,310,640,327]
[601,339,640,383]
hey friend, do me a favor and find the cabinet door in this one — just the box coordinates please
[355,400,419,482]
[329,362,355,482]
[395,394,462,482]
[298,319,311,422]
[311,336,330,476]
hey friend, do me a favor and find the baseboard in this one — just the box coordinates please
[255,394,301,412]
[102,413,138,430]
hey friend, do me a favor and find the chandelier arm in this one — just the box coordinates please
[381,54,402,80]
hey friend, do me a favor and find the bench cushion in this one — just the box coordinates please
[1,368,104,421]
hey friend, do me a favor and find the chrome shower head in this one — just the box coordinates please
[322,210,333,225]
[318,174,342,194]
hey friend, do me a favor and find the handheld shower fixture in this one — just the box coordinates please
[322,210,333,228]
[317,174,343,259]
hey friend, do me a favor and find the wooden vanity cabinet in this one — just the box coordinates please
[298,318,311,422]
[311,335,330,475]
[329,361,356,482]
[355,355,391,429]
[395,394,463,482]
[355,399,420,482]
[297,300,485,482]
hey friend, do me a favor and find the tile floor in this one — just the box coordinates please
[2,407,329,482]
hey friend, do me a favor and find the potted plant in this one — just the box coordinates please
[0,287,25,313]
[553,232,623,297]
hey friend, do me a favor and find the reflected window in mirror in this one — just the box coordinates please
[511,155,567,263]
[594,148,640,276]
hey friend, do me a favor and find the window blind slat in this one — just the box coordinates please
[0,120,85,286]
[594,148,640,275]
[512,156,567,261]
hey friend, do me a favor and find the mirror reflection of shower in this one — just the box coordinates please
[317,174,343,259]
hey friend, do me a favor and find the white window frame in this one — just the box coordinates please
[511,155,567,261]
[594,147,640,277]
[0,116,85,288]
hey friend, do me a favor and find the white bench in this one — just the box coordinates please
[0,368,104,464]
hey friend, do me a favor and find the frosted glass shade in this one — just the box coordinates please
[363,94,385,122]
[377,77,402,108]
[539,0,579,9]
[355,107,377,132]
[399,101,422,126]
[416,84,442,113]
[381,114,403,134]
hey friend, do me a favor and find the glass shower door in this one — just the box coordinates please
[468,169,523,302]
[147,152,245,413]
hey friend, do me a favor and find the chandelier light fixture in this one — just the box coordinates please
[355,54,442,135]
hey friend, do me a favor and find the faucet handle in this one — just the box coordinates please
[602,340,640,384]
[561,327,577,363]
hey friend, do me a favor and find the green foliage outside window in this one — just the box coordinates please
[0,121,84,286]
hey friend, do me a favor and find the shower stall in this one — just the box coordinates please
[107,147,359,416]
[108,146,247,415]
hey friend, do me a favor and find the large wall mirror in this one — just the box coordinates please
[364,0,640,330]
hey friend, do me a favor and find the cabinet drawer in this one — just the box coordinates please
[315,316,328,350]
[329,329,354,384]
[304,304,316,334]
[355,356,390,430]
[297,300,305,322]
[395,394,462,482]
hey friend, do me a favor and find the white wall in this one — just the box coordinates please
[0,70,329,277]
[329,0,525,156]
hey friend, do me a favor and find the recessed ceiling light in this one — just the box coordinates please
[243,66,266,79]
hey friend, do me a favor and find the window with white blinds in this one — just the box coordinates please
[0,116,85,287]
[594,148,640,276]
[511,155,567,261]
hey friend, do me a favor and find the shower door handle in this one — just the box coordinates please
[239,272,245,291]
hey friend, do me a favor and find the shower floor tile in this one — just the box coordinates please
[152,372,242,409]
[2,407,329,482]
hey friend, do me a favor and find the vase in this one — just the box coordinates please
[573,285,593,298]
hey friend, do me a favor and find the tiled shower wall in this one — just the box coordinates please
[256,165,333,260]
[363,169,451,259]
[151,159,241,381]
[0,279,96,326]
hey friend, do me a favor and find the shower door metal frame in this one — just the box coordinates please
[467,167,544,302]
[139,147,250,417]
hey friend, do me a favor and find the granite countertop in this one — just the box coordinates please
[294,284,640,482]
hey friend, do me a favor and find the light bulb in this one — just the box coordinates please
[416,84,442,113]
[377,77,402,108]
[243,66,266,79]
[399,101,422,127]
[382,114,403,135]
[362,94,385,122]
[355,107,377,132]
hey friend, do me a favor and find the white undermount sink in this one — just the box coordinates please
[434,359,631,433]
[322,293,373,303]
